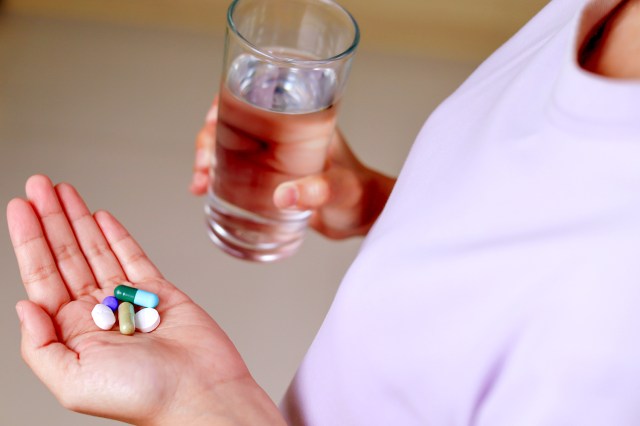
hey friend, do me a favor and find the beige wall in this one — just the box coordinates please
[6,0,549,60]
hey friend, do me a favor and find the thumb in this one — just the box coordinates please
[16,300,78,400]
[273,175,331,210]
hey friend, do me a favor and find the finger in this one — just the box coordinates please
[93,210,163,282]
[190,97,218,195]
[190,127,215,195]
[7,198,70,315]
[16,300,79,405]
[55,183,127,291]
[205,96,219,124]
[24,175,98,299]
[273,176,329,210]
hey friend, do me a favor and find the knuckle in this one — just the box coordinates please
[125,250,148,266]
[22,262,58,285]
[85,242,112,260]
[302,179,330,205]
[70,212,92,226]
[196,128,214,149]
[52,242,81,263]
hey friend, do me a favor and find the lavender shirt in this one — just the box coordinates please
[283,0,640,424]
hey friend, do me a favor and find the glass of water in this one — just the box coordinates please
[205,0,359,262]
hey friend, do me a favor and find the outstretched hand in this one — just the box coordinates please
[190,98,396,239]
[8,175,284,425]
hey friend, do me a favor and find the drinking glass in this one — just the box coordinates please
[205,0,359,262]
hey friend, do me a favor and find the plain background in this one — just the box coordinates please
[0,1,546,424]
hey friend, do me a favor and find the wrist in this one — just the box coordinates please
[359,168,396,235]
[142,376,285,426]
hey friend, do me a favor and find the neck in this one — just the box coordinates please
[580,0,640,79]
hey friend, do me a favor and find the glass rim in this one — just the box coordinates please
[226,0,360,66]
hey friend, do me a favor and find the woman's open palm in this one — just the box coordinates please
[8,175,278,425]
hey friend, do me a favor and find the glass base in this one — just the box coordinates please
[205,193,310,262]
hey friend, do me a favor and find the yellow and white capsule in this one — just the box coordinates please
[118,302,135,335]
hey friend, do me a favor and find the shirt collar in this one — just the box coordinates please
[550,0,640,132]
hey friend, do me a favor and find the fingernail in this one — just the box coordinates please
[15,303,23,323]
[275,184,298,208]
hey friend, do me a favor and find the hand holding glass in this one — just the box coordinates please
[205,0,359,262]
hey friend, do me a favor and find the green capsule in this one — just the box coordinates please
[118,302,135,335]
[114,284,159,308]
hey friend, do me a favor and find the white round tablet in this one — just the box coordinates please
[91,303,116,330]
[135,307,161,333]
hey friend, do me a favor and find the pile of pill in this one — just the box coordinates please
[91,284,161,335]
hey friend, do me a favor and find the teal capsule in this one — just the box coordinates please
[118,302,135,335]
[114,284,159,308]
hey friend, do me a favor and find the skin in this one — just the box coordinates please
[190,97,396,240]
[581,0,640,78]
[9,175,285,425]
